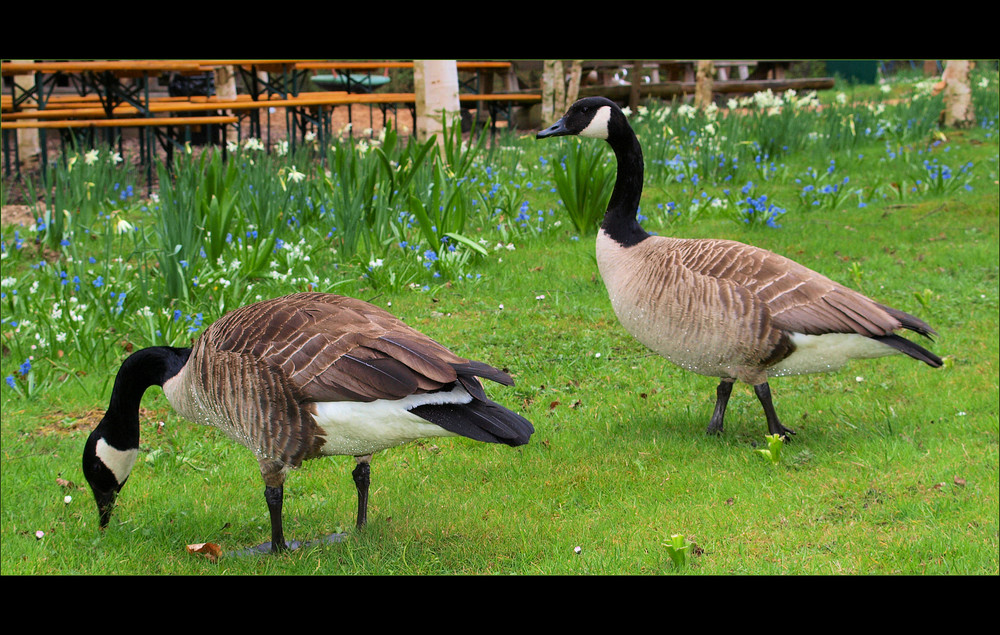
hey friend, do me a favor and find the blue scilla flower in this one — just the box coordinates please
[93,276,104,288]
[19,359,31,375]
[173,309,182,321]
[5,375,15,389]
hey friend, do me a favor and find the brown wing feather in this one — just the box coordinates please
[203,292,500,403]
[670,238,906,337]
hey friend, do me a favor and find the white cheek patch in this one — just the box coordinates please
[579,106,612,139]
[95,437,138,484]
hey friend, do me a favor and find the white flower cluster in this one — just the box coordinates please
[727,89,821,115]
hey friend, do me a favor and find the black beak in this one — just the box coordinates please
[93,487,118,529]
[537,118,569,139]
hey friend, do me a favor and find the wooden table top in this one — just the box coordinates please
[1,60,212,75]
[3,60,513,76]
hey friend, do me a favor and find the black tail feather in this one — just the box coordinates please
[410,399,534,446]
[873,333,943,368]
[876,303,938,338]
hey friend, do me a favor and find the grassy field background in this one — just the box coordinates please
[2,67,997,575]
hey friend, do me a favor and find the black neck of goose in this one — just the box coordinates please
[102,346,190,447]
[600,115,649,247]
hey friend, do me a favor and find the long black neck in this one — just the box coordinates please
[600,113,650,247]
[101,346,190,449]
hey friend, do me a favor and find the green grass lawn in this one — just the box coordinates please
[2,74,997,575]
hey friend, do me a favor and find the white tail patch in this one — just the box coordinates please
[580,106,612,139]
[312,386,472,456]
[771,332,898,377]
[95,438,138,485]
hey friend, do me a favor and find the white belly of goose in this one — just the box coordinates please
[311,386,469,456]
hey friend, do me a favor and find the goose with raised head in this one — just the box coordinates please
[537,96,942,438]
[82,292,534,553]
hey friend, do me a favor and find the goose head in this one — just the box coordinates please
[538,96,647,246]
[82,346,190,529]
[537,96,623,141]
[82,416,138,528]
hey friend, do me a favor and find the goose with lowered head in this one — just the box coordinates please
[82,292,534,553]
[537,96,942,438]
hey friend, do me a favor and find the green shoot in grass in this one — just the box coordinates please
[755,434,786,467]
[664,533,692,570]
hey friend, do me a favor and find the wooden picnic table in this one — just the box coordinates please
[1,60,212,76]
[2,60,217,115]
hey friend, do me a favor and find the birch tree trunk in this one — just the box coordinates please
[541,60,583,125]
[213,65,239,143]
[414,60,460,147]
[541,60,563,127]
[695,60,715,109]
[937,60,976,129]
[13,60,40,167]
[565,60,583,106]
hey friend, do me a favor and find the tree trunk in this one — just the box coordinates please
[541,60,584,125]
[213,65,239,143]
[695,60,715,109]
[936,60,975,129]
[565,60,583,106]
[629,60,642,112]
[414,60,460,147]
[541,60,563,127]
[13,60,40,167]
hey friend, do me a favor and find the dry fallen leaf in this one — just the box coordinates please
[186,542,222,562]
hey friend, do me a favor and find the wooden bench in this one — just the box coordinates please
[3,61,541,182]
[2,113,240,185]
[1,114,239,130]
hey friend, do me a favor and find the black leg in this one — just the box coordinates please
[352,460,370,530]
[753,382,796,439]
[706,379,735,435]
[264,484,287,552]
